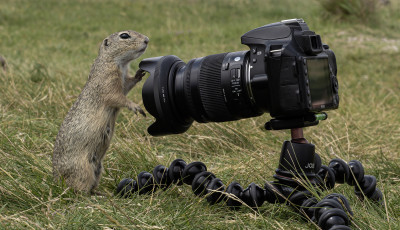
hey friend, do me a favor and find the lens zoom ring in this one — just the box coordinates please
[199,53,231,121]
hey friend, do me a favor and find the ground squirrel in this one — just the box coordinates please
[53,30,149,194]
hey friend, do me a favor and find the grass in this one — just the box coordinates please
[0,0,399,229]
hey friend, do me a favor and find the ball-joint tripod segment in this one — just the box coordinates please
[117,128,382,230]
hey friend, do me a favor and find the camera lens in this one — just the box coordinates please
[140,20,339,134]
[140,51,263,136]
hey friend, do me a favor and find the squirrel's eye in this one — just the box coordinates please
[119,33,131,39]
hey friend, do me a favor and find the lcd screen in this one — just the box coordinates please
[306,58,333,110]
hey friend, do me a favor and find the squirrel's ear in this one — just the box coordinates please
[104,39,110,47]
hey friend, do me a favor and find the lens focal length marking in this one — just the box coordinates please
[231,68,242,100]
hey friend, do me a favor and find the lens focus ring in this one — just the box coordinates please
[198,53,231,121]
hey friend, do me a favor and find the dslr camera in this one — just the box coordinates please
[140,19,339,136]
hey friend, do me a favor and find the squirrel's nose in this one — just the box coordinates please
[144,37,149,44]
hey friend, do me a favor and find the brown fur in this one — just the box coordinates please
[52,30,148,194]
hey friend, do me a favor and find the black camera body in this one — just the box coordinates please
[140,19,338,136]
[240,18,338,118]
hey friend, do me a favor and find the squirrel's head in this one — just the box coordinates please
[99,30,149,66]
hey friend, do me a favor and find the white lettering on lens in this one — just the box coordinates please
[161,87,166,103]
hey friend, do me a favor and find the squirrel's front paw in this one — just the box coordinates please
[134,69,146,81]
[128,102,146,117]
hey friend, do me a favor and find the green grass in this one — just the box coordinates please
[0,0,399,229]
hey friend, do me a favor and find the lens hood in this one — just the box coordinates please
[140,55,194,136]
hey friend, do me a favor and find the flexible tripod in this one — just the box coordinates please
[116,127,382,230]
